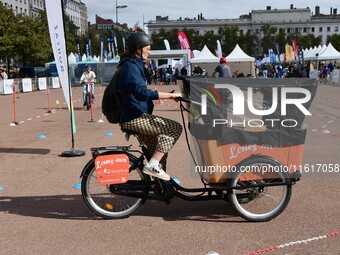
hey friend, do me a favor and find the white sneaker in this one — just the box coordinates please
[143,163,170,181]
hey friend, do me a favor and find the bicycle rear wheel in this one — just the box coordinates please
[81,152,149,219]
[227,156,292,222]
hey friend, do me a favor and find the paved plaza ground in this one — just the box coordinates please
[0,81,339,255]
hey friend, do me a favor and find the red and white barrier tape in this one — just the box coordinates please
[244,231,340,255]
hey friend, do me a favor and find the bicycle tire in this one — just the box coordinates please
[227,155,292,222]
[81,151,149,219]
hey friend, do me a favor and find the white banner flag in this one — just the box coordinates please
[164,39,171,50]
[46,0,76,133]
[46,0,70,109]
[216,40,222,58]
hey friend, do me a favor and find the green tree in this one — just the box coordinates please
[150,28,180,50]
[218,25,239,55]
[274,30,287,54]
[298,34,322,50]
[12,13,52,66]
[63,13,78,55]
[0,3,17,69]
[327,34,340,51]
[260,24,277,54]
[238,31,256,56]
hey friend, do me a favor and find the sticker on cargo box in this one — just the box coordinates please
[95,154,129,185]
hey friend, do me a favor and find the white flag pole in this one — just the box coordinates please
[46,0,85,157]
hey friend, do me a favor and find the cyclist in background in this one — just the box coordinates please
[212,57,232,78]
[79,66,96,106]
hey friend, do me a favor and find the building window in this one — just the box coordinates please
[295,28,298,32]
[287,28,291,33]
[319,27,323,32]
[335,26,339,32]
[303,27,307,33]
[327,27,331,32]
[240,29,243,35]
[311,27,315,32]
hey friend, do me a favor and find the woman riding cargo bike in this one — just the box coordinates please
[80,32,318,222]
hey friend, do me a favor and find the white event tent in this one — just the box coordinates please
[317,43,340,61]
[226,44,255,77]
[189,45,219,75]
[304,43,340,61]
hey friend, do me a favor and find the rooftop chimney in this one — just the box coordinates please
[315,6,320,15]
[290,4,293,9]
[266,6,271,11]
[334,8,338,15]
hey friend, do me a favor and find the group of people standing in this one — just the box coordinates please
[256,63,305,79]
[144,66,179,85]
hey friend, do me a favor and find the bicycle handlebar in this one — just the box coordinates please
[175,96,191,103]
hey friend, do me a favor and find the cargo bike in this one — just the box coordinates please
[80,77,317,222]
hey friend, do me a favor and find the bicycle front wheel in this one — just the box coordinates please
[81,152,149,219]
[227,156,292,222]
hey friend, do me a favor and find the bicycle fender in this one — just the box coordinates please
[80,158,95,178]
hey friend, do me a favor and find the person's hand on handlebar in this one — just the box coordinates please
[157,91,182,101]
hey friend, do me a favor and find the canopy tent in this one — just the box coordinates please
[188,45,219,76]
[78,56,99,65]
[317,43,340,60]
[225,44,255,77]
[260,55,280,65]
[189,45,219,63]
[149,49,191,60]
[68,53,77,64]
[303,43,340,61]
[107,55,120,63]
[226,44,254,62]
[192,50,201,58]
[304,45,325,60]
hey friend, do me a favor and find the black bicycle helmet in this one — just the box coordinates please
[126,31,153,52]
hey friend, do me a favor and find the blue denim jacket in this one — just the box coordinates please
[117,57,159,123]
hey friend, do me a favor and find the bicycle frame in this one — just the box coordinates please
[80,143,299,204]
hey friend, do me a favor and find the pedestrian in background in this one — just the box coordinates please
[0,68,8,80]
[212,57,232,78]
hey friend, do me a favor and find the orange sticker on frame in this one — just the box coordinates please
[95,154,130,185]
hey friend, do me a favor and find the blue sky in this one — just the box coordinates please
[81,0,339,30]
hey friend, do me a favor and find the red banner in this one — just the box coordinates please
[291,39,299,60]
[178,32,194,58]
[178,32,190,49]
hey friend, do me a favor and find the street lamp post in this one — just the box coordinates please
[315,53,319,71]
[116,0,127,25]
